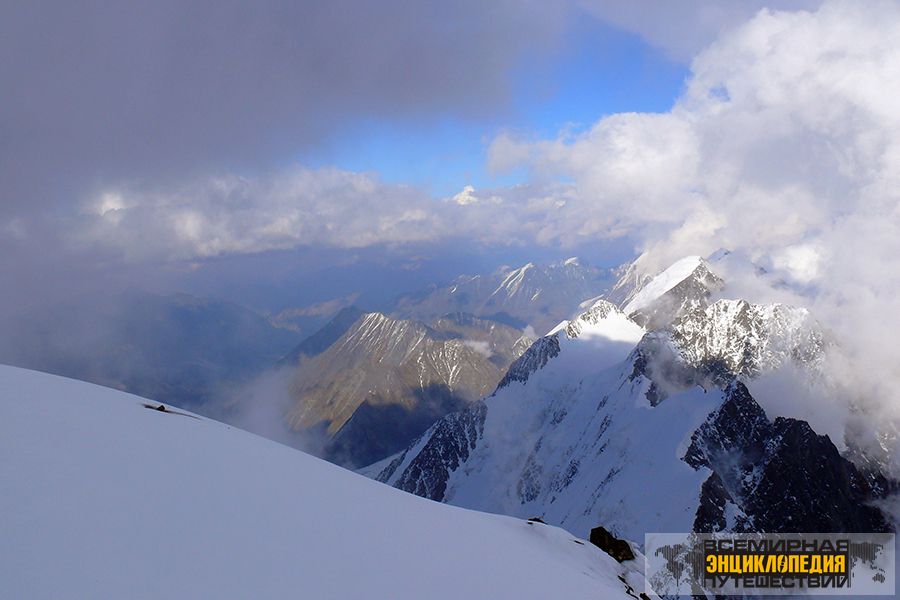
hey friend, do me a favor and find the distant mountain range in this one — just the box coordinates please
[0,258,620,471]
[390,257,616,335]
[5,251,895,555]
[368,255,894,541]
[0,290,300,409]
[265,257,628,468]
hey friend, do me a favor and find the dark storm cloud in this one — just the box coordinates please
[0,0,564,218]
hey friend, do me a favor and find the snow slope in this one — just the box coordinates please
[0,365,639,600]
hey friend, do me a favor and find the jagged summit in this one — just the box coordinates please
[623,256,705,314]
[686,381,890,533]
[670,299,826,377]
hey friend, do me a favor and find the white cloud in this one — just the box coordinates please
[452,185,478,206]
[76,167,450,261]
[462,340,493,358]
[490,0,900,273]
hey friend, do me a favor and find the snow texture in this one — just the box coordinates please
[0,365,638,600]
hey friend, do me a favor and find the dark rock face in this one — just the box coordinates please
[686,381,891,534]
[747,417,890,533]
[684,381,770,482]
[495,335,560,390]
[693,472,734,533]
[376,402,487,502]
[324,384,468,469]
[589,526,635,563]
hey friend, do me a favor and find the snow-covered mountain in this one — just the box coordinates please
[0,365,643,600]
[281,310,531,467]
[369,256,894,542]
[391,257,616,335]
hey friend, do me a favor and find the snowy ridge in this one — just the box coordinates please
[500,300,643,391]
[560,299,645,342]
[0,365,642,600]
[489,262,536,301]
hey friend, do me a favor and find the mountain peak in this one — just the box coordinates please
[623,255,704,315]
[620,256,723,329]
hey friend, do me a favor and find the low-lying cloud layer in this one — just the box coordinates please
[75,2,900,281]
[2,1,827,270]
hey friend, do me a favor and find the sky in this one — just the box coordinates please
[0,0,825,313]
[305,16,689,197]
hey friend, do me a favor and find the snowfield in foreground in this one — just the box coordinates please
[0,365,639,600]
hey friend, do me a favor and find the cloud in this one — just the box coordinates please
[0,0,831,277]
[452,185,479,206]
[75,167,448,261]
[51,1,900,295]
[490,0,900,270]
[462,340,493,358]
[72,168,612,263]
